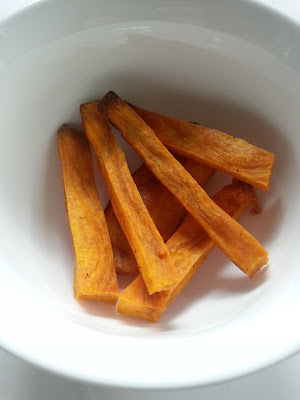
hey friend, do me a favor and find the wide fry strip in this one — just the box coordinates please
[117,180,259,322]
[100,92,269,278]
[105,157,214,275]
[57,124,119,305]
[129,103,275,192]
[80,101,178,295]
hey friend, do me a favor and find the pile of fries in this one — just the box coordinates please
[57,91,275,323]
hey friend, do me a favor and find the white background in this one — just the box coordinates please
[0,0,299,399]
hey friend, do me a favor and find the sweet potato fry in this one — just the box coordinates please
[57,124,119,305]
[129,103,275,192]
[100,92,269,278]
[104,202,137,275]
[105,157,214,275]
[80,101,179,295]
[118,180,260,322]
[134,157,214,240]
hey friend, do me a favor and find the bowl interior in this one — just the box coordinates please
[0,0,300,388]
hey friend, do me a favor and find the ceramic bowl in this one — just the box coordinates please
[0,0,299,389]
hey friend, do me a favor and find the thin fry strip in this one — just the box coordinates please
[80,101,179,295]
[57,124,119,305]
[99,92,269,278]
[118,180,260,322]
[129,103,275,192]
[105,157,214,275]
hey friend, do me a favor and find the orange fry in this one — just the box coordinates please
[100,92,269,278]
[80,101,179,295]
[118,180,260,322]
[105,157,214,275]
[57,124,119,305]
[129,103,275,192]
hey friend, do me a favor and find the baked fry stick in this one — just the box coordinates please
[57,124,119,305]
[80,101,179,295]
[106,158,214,275]
[100,92,269,278]
[118,180,260,322]
[129,103,275,192]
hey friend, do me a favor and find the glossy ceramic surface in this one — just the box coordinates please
[0,0,299,389]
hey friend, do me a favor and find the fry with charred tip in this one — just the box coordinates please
[129,103,275,192]
[80,101,179,295]
[118,180,260,322]
[105,157,214,275]
[99,91,269,278]
[57,124,119,305]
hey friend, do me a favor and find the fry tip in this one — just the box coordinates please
[98,91,120,112]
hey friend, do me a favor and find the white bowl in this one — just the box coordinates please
[0,0,299,389]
